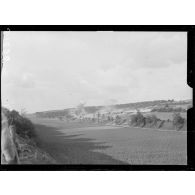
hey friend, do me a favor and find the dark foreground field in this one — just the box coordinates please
[30,118,187,165]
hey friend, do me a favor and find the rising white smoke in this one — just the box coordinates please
[75,101,86,117]
[100,99,118,113]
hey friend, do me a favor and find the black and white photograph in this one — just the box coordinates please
[1,28,194,169]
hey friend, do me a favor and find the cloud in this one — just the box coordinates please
[105,85,129,94]
[1,31,190,112]
[3,73,36,89]
[117,32,187,70]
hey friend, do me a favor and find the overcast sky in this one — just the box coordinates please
[1,31,191,113]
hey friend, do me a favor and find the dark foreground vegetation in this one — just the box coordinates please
[3,108,36,139]
[2,107,55,164]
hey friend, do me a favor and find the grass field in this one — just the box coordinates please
[145,112,187,120]
[30,118,187,165]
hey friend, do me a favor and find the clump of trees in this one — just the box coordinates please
[144,114,159,127]
[115,115,122,124]
[172,113,185,130]
[2,108,36,139]
[113,115,127,125]
[130,111,145,127]
[128,111,186,130]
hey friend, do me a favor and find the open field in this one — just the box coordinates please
[147,112,187,120]
[30,118,187,165]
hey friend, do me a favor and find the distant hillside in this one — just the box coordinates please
[32,99,192,119]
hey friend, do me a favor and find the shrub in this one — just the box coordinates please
[115,115,121,124]
[158,120,165,128]
[130,112,145,127]
[144,114,158,126]
[121,118,127,124]
[172,113,185,130]
[2,108,36,139]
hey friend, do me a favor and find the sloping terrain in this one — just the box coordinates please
[30,118,187,165]
[1,108,55,164]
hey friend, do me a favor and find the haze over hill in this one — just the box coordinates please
[32,99,192,118]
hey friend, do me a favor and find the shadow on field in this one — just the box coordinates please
[34,124,127,164]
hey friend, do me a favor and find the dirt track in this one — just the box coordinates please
[31,118,187,165]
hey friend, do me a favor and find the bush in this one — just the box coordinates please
[115,115,121,124]
[144,114,158,126]
[2,108,36,139]
[172,113,185,130]
[121,118,127,124]
[130,112,145,127]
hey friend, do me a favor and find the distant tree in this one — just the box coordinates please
[144,114,158,126]
[114,115,122,124]
[173,113,185,130]
[58,116,63,121]
[130,111,145,127]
